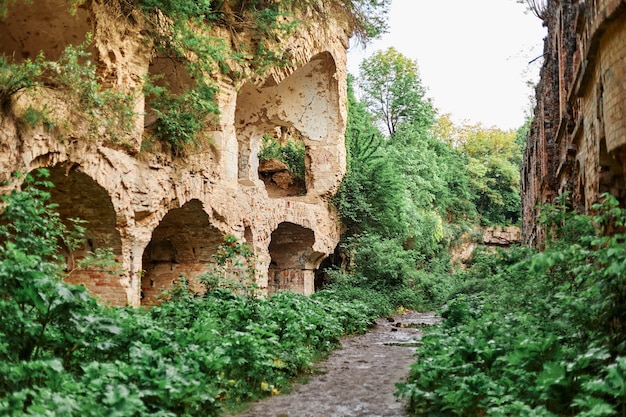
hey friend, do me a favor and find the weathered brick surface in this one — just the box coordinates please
[522,0,626,245]
[0,0,349,305]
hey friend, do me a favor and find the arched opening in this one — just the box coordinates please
[141,199,223,304]
[257,126,307,197]
[313,244,344,291]
[29,165,126,305]
[268,222,322,295]
[235,52,341,197]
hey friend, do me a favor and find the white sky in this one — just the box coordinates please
[347,0,547,131]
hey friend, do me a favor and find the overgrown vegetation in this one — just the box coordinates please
[397,194,626,416]
[0,171,380,416]
[1,0,390,153]
[258,134,306,181]
[329,48,524,312]
[0,37,136,142]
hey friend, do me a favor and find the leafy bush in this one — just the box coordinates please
[258,134,306,180]
[144,81,219,153]
[0,54,43,108]
[397,194,626,416]
[0,170,382,416]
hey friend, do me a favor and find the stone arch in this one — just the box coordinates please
[141,199,224,304]
[314,244,344,291]
[268,222,324,295]
[0,0,94,62]
[28,165,126,305]
[235,51,344,196]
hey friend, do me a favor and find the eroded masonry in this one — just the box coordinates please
[0,0,350,305]
[522,0,626,244]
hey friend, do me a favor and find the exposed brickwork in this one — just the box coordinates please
[522,0,626,244]
[268,222,322,295]
[0,0,350,305]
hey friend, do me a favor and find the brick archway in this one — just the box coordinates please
[141,199,224,304]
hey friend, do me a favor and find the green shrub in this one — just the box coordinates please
[0,172,385,415]
[258,135,306,180]
[0,54,43,108]
[144,79,219,154]
[398,194,626,416]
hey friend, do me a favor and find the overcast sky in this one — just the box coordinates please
[347,0,547,131]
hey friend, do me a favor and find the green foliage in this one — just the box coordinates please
[397,195,626,416]
[435,116,523,225]
[332,72,466,312]
[358,47,435,136]
[388,122,476,223]
[334,76,408,238]
[46,35,137,140]
[0,173,384,416]
[0,54,43,108]
[144,81,219,153]
[197,234,258,297]
[1,36,136,140]
[258,134,306,180]
[0,170,117,370]
[17,105,54,130]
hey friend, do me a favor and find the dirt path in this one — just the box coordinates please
[229,311,440,417]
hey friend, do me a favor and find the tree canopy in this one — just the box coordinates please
[357,47,435,136]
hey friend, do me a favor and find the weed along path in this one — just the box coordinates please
[228,311,441,417]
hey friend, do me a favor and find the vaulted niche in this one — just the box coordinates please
[141,199,223,305]
[29,165,126,305]
[235,52,340,197]
[268,222,323,295]
[0,0,93,62]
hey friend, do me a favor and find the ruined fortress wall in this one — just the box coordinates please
[522,0,626,244]
[0,0,350,305]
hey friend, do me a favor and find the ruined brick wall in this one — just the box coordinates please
[0,0,350,305]
[522,0,626,244]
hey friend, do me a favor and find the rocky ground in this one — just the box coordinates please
[228,311,441,417]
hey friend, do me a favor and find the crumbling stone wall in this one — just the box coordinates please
[522,0,626,245]
[0,0,349,306]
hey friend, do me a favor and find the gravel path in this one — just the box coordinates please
[228,311,441,417]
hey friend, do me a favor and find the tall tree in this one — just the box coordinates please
[357,47,434,136]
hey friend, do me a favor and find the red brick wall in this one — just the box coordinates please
[522,0,626,244]
[65,270,128,306]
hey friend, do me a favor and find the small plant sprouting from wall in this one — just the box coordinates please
[0,54,43,109]
[143,78,219,154]
[0,35,137,143]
